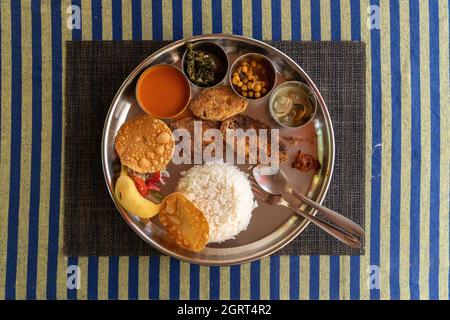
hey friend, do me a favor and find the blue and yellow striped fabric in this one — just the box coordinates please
[0,0,448,300]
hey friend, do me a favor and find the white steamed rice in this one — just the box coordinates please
[176,163,256,243]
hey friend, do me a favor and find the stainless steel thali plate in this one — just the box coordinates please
[102,34,335,265]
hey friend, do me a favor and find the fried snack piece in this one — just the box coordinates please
[168,116,221,158]
[188,86,249,121]
[159,192,209,252]
[115,115,174,173]
[220,114,288,163]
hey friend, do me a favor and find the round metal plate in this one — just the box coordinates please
[101,34,335,266]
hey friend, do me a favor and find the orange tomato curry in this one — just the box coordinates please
[136,65,190,118]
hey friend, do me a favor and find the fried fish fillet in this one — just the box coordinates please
[220,114,288,164]
[168,116,221,159]
[188,86,249,121]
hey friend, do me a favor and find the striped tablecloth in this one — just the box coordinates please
[0,0,448,300]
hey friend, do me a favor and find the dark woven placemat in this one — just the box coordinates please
[63,40,366,256]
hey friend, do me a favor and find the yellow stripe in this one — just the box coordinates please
[320,0,331,40]
[240,263,250,299]
[340,0,351,40]
[57,0,72,300]
[360,0,372,300]
[399,0,411,299]
[279,256,289,299]
[162,0,173,40]
[201,0,212,34]
[77,257,88,299]
[0,0,12,300]
[199,265,209,300]
[438,0,450,300]
[36,0,53,299]
[339,256,350,299]
[15,0,32,299]
[118,257,129,299]
[81,0,92,39]
[280,1,291,40]
[259,257,270,299]
[102,0,112,40]
[98,257,109,300]
[182,1,193,37]
[222,0,232,34]
[379,0,391,299]
[319,256,329,299]
[220,266,230,299]
[122,0,133,40]
[179,261,189,299]
[141,0,153,40]
[419,0,431,300]
[300,0,311,40]
[138,257,149,300]
[242,0,252,37]
[261,0,271,40]
[299,256,309,299]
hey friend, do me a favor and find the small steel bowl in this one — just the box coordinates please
[269,81,317,128]
[135,64,191,120]
[181,41,229,88]
[229,53,277,101]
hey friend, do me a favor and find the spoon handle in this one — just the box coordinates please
[283,201,362,249]
[290,189,365,238]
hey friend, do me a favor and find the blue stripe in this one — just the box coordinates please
[330,0,341,40]
[230,265,240,299]
[428,0,440,300]
[26,0,42,300]
[290,0,301,41]
[91,0,102,40]
[349,0,361,301]
[329,1,341,299]
[67,257,78,300]
[350,257,360,299]
[251,0,262,39]
[152,0,162,40]
[172,0,183,40]
[5,0,22,300]
[87,257,98,300]
[112,0,122,40]
[192,0,202,35]
[270,256,280,300]
[329,256,340,300]
[169,258,180,299]
[209,266,220,299]
[350,0,361,41]
[108,256,118,299]
[212,0,222,33]
[250,261,260,299]
[189,264,199,299]
[289,256,299,299]
[271,0,281,40]
[389,0,401,300]
[149,257,160,299]
[309,256,319,300]
[310,0,321,40]
[409,0,421,300]
[128,256,139,299]
[71,0,82,40]
[46,0,63,299]
[369,0,381,301]
[132,0,142,40]
[232,0,243,35]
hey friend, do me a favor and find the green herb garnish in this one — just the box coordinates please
[185,43,217,86]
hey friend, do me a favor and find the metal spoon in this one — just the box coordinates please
[252,166,364,248]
